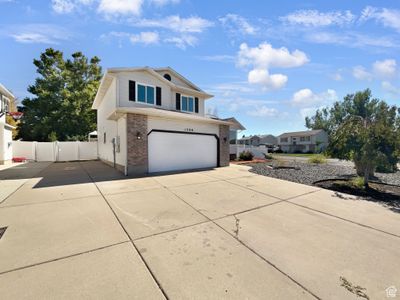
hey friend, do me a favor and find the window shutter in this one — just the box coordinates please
[156,87,162,106]
[194,97,199,113]
[176,93,181,110]
[129,81,136,101]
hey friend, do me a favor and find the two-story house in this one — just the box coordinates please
[278,129,328,153]
[259,134,277,147]
[237,135,260,146]
[92,67,238,175]
[0,83,14,164]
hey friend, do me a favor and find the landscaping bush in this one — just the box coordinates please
[351,177,365,189]
[274,149,283,153]
[308,154,327,164]
[305,150,314,154]
[293,150,303,154]
[263,153,274,160]
[375,160,398,173]
[239,150,254,161]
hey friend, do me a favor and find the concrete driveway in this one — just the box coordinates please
[0,161,399,299]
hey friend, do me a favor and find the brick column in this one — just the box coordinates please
[219,124,230,167]
[127,113,148,176]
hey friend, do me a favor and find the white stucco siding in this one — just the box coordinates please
[97,78,119,164]
[117,71,173,110]
[117,71,206,116]
[0,126,12,163]
[147,116,219,136]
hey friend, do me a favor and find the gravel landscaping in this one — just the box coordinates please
[248,161,400,187]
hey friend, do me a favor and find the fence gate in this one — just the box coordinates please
[12,141,98,162]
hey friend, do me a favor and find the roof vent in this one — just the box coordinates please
[163,74,172,81]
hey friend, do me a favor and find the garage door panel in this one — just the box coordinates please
[148,132,217,173]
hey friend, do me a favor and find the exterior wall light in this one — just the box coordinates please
[136,131,142,140]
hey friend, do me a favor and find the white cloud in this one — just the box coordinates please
[130,31,159,44]
[51,0,93,14]
[372,59,397,79]
[248,69,287,91]
[238,42,309,69]
[382,81,400,95]
[8,24,71,44]
[164,35,197,49]
[247,106,278,117]
[52,0,75,13]
[360,6,400,32]
[292,88,338,107]
[352,65,373,81]
[306,31,400,49]
[353,59,397,81]
[98,0,143,16]
[281,9,355,27]
[237,42,309,90]
[134,15,213,33]
[150,0,179,6]
[219,14,258,35]
[198,55,235,63]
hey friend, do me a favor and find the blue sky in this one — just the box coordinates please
[1,0,400,135]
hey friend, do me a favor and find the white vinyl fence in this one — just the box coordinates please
[12,141,98,162]
[230,144,269,158]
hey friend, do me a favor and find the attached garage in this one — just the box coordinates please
[148,130,218,173]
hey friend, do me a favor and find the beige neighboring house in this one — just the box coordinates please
[0,83,14,164]
[259,134,277,147]
[278,129,328,153]
[237,135,260,146]
[92,66,239,176]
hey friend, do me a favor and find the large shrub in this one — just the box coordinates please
[239,151,254,161]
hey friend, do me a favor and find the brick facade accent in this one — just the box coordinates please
[219,124,230,167]
[127,113,148,176]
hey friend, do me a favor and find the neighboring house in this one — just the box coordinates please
[237,135,260,146]
[222,117,246,145]
[259,134,277,147]
[0,83,14,164]
[278,129,328,153]
[92,66,238,175]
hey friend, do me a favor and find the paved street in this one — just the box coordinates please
[0,161,399,299]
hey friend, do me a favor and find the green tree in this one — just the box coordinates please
[306,89,400,187]
[18,48,102,141]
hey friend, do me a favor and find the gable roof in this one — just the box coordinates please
[238,135,260,141]
[92,66,213,109]
[153,67,203,92]
[222,117,246,130]
[0,83,15,100]
[278,129,325,138]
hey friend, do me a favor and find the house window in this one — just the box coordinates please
[181,95,195,113]
[137,83,155,105]
[281,137,288,143]
[300,136,311,142]
[103,132,106,144]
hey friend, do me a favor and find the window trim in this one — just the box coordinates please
[180,94,196,113]
[136,82,156,106]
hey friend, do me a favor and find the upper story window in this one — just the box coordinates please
[300,136,311,142]
[181,95,194,113]
[137,83,155,105]
[0,95,9,114]
[280,137,288,143]
[129,80,162,106]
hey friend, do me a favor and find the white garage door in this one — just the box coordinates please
[148,131,218,173]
